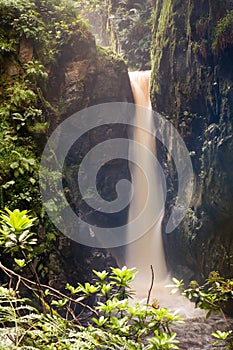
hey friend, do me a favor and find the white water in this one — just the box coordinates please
[126,71,167,295]
[125,71,203,317]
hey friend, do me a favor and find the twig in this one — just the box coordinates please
[15,276,21,292]
[220,307,229,326]
[146,265,154,306]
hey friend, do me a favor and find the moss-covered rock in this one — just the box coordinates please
[151,0,233,281]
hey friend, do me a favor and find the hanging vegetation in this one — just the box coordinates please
[76,0,153,69]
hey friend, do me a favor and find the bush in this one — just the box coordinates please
[0,208,183,349]
[172,273,233,348]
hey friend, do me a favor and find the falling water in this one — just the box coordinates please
[126,71,167,297]
[125,71,204,319]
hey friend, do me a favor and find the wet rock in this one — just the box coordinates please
[173,314,233,350]
[151,0,233,286]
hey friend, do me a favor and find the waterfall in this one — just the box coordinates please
[126,71,167,297]
[124,72,204,318]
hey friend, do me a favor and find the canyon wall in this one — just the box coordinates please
[151,0,233,281]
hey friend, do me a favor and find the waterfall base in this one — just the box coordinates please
[131,276,204,318]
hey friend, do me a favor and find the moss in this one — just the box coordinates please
[151,0,173,95]
[212,10,233,54]
[97,45,124,62]
[96,45,127,72]
[151,0,195,116]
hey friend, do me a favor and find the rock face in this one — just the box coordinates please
[47,39,133,128]
[2,27,133,288]
[151,0,233,281]
[44,35,133,286]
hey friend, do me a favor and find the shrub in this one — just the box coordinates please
[0,208,183,349]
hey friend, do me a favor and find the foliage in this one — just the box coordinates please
[182,272,233,317]
[212,10,233,54]
[171,272,233,348]
[0,136,40,211]
[0,0,91,206]
[77,0,152,69]
[0,271,182,349]
[109,0,152,69]
[0,208,37,255]
[0,0,92,252]
[212,330,233,348]
[0,0,89,64]
[0,208,183,349]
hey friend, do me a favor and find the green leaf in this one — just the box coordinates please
[212,330,232,340]
[93,270,108,281]
[51,298,68,308]
[14,258,26,268]
[10,162,19,169]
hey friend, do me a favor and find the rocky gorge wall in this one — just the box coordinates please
[151,0,233,282]
[0,0,133,291]
[43,40,133,289]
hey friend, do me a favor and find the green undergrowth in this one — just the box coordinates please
[172,273,233,348]
[0,208,233,349]
[0,0,97,289]
[78,0,153,70]
[0,208,183,350]
[0,0,91,217]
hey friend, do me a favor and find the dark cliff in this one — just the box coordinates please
[151,0,233,281]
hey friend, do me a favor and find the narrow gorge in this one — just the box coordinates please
[0,0,233,349]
